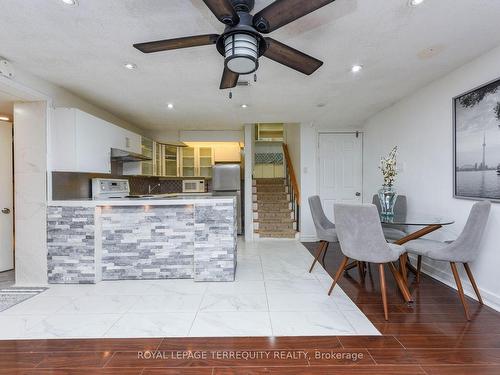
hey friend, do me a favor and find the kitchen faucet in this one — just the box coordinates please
[148,183,161,194]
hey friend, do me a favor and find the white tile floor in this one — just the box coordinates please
[0,239,379,339]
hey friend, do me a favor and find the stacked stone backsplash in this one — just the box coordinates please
[52,172,211,200]
[47,206,96,283]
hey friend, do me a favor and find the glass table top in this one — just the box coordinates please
[379,213,455,226]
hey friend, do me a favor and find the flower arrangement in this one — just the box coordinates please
[379,146,398,187]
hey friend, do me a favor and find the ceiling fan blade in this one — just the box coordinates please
[220,66,239,89]
[202,0,240,26]
[264,38,323,75]
[134,34,219,53]
[253,0,336,33]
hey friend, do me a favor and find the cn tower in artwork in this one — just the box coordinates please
[481,132,487,170]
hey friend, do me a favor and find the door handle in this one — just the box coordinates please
[1,208,10,214]
[355,192,361,197]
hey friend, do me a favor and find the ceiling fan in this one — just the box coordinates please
[133,0,336,89]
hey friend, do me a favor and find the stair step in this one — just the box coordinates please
[256,202,291,210]
[255,230,297,239]
[254,185,287,193]
[254,194,289,202]
[253,178,285,186]
[258,222,295,231]
[256,218,294,223]
[256,212,293,220]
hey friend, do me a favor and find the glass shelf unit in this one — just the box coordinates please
[165,145,178,177]
[180,146,213,177]
[181,147,196,177]
[199,147,213,178]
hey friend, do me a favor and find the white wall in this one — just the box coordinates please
[363,45,500,311]
[14,102,48,285]
[299,124,319,241]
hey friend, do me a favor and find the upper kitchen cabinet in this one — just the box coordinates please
[181,146,196,177]
[180,146,214,177]
[213,143,241,162]
[255,123,284,142]
[122,137,155,176]
[50,108,141,173]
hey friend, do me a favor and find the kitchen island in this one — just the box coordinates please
[47,196,237,284]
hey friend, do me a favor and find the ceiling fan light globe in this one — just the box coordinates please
[224,33,259,74]
[226,56,258,75]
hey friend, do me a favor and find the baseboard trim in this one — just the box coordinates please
[299,234,317,242]
[413,255,500,313]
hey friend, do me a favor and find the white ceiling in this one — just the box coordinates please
[1,0,500,131]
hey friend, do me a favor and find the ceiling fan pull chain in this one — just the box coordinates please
[229,91,233,99]
[254,74,257,83]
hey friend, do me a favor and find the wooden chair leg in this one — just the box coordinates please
[309,241,326,273]
[357,261,365,282]
[321,242,329,266]
[388,262,412,303]
[464,263,483,305]
[399,253,408,284]
[379,264,389,321]
[328,256,350,296]
[416,255,422,283]
[450,262,471,321]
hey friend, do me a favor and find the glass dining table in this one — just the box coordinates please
[380,213,455,245]
[352,213,456,303]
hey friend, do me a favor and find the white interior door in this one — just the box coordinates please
[318,132,363,222]
[0,120,14,272]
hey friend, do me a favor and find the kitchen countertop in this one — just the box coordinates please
[48,193,235,207]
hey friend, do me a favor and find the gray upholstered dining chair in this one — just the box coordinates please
[308,196,338,273]
[373,194,408,241]
[405,200,491,320]
[328,203,411,320]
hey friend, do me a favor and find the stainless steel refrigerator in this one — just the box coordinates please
[212,164,242,235]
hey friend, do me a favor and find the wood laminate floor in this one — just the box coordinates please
[1,241,500,374]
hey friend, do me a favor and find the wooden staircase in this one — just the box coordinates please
[252,178,297,238]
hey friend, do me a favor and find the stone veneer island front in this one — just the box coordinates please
[47,196,237,283]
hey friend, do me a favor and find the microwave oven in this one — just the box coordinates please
[182,180,206,193]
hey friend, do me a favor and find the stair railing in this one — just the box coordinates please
[282,143,300,230]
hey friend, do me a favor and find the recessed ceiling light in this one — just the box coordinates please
[0,115,10,121]
[61,0,78,6]
[167,103,174,109]
[408,0,424,6]
[124,63,137,70]
[241,104,248,108]
[351,65,363,73]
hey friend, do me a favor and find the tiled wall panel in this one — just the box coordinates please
[47,206,96,284]
[101,205,195,280]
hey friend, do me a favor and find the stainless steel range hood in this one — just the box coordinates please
[111,148,152,162]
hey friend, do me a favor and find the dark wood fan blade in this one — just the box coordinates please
[220,67,239,89]
[203,0,239,26]
[253,0,336,33]
[134,34,219,53]
[263,38,323,75]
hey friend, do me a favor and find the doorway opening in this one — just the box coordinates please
[0,90,15,287]
[0,80,49,287]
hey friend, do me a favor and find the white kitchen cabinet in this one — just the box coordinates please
[50,108,142,173]
[213,144,241,162]
[75,110,112,173]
